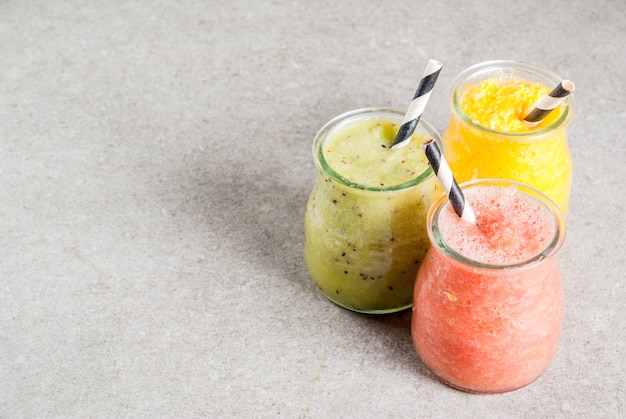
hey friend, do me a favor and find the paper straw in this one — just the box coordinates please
[422,139,476,224]
[391,59,443,150]
[523,80,575,127]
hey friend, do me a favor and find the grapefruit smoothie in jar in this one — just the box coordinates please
[442,61,575,215]
[411,179,566,393]
[304,108,440,314]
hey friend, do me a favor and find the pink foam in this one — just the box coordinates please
[438,186,556,265]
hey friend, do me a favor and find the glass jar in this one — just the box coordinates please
[442,60,574,215]
[412,179,566,393]
[304,108,441,314]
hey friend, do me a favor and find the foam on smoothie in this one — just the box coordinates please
[438,185,556,265]
[460,77,559,132]
[323,117,430,188]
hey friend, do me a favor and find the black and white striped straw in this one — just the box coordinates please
[391,59,443,150]
[422,139,476,224]
[523,80,575,127]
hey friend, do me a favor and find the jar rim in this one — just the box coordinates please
[312,107,438,192]
[428,179,567,270]
[449,60,575,139]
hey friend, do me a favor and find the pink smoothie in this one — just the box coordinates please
[412,181,565,393]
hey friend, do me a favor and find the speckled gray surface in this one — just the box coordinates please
[1,0,624,417]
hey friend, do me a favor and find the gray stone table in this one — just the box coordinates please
[1,0,624,417]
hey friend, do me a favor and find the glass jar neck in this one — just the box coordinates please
[449,60,575,140]
[313,107,438,192]
[428,179,566,271]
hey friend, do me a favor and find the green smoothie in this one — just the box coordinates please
[304,108,440,313]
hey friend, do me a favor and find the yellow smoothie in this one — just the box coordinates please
[442,61,574,215]
[304,108,440,313]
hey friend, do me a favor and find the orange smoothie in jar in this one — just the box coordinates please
[442,61,574,215]
[411,180,565,393]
